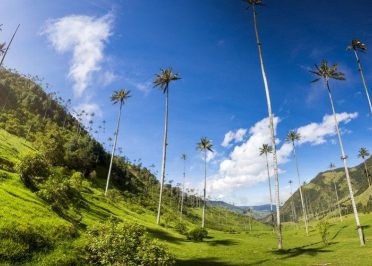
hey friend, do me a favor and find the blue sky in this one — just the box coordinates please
[1,0,372,205]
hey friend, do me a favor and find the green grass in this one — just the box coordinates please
[1,128,372,265]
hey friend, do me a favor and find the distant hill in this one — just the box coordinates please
[281,157,372,222]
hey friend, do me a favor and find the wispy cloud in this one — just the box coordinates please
[221,128,247,147]
[42,13,113,97]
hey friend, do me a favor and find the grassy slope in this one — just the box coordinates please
[1,128,372,265]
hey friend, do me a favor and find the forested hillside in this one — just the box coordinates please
[281,157,372,222]
[0,68,259,265]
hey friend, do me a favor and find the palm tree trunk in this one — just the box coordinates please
[353,50,372,115]
[202,150,207,228]
[333,179,343,222]
[157,87,169,224]
[265,154,275,231]
[105,102,123,196]
[180,160,186,220]
[0,24,20,67]
[252,4,282,249]
[362,160,372,201]
[292,144,309,235]
[326,80,365,246]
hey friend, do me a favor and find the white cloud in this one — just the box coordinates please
[221,128,247,147]
[209,112,358,194]
[297,112,358,145]
[43,14,113,97]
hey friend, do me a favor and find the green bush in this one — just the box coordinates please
[317,220,330,246]
[85,220,175,265]
[16,152,49,190]
[174,221,188,235]
[0,223,51,263]
[187,227,208,242]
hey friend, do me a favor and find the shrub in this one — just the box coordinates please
[0,223,51,263]
[16,152,49,190]
[106,188,124,204]
[84,220,175,265]
[317,220,330,246]
[174,221,188,235]
[187,227,208,242]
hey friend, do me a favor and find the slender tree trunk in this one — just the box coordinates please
[252,5,282,249]
[180,159,186,220]
[0,24,20,67]
[202,150,207,228]
[264,154,275,231]
[292,143,309,235]
[157,87,169,224]
[333,178,343,222]
[105,102,123,196]
[289,183,298,225]
[353,50,372,115]
[362,160,372,201]
[326,80,365,246]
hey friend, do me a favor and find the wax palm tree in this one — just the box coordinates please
[310,60,365,245]
[347,39,372,115]
[0,24,20,67]
[358,148,372,200]
[180,154,187,220]
[329,163,342,222]
[154,68,181,224]
[197,137,213,228]
[245,0,282,249]
[259,144,274,230]
[286,130,309,235]
[105,89,131,196]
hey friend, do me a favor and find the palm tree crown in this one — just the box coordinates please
[245,0,264,6]
[111,89,131,105]
[348,39,367,52]
[358,147,370,159]
[286,130,301,143]
[259,144,272,156]
[197,137,214,153]
[310,60,345,83]
[329,163,336,170]
[181,154,187,161]
[153,68,181,93]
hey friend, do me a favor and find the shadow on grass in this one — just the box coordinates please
[176,257,232,266]
[272,242,333,259]
[4,189,45,207]
[147,227,184,244]
[331,225,347,240]
[206,239,238,246]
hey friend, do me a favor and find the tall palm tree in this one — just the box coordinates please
[245,0,282,249]
[310,60,365,246]
[259,144,274,230]
[329,163,342,222]
[180,154,187,220]
[358,148,372,200]
[154,68,181,224]
[286,130,309,235]
[347,39,372,115]
[105,89,131,196]
[197,137,213,228]
[0,24,20,67]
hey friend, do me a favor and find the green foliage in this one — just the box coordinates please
[174,221,188,235]
[16,152,49,190]
[187,227,208,242]
[84,220,175,265]
[316,220,330,246]
[106,188,124,204]
[0,222,51,263]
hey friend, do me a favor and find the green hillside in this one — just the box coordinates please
[281,158,372,222]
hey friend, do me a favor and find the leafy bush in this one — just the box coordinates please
[174,221,188,235]
[106,188,124,204]
[16,152,49,190]
[317,220,330,246]
[0,223,51,263]
[36,167,83,215]
[187,227,208,242]
[84,220,175,265]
